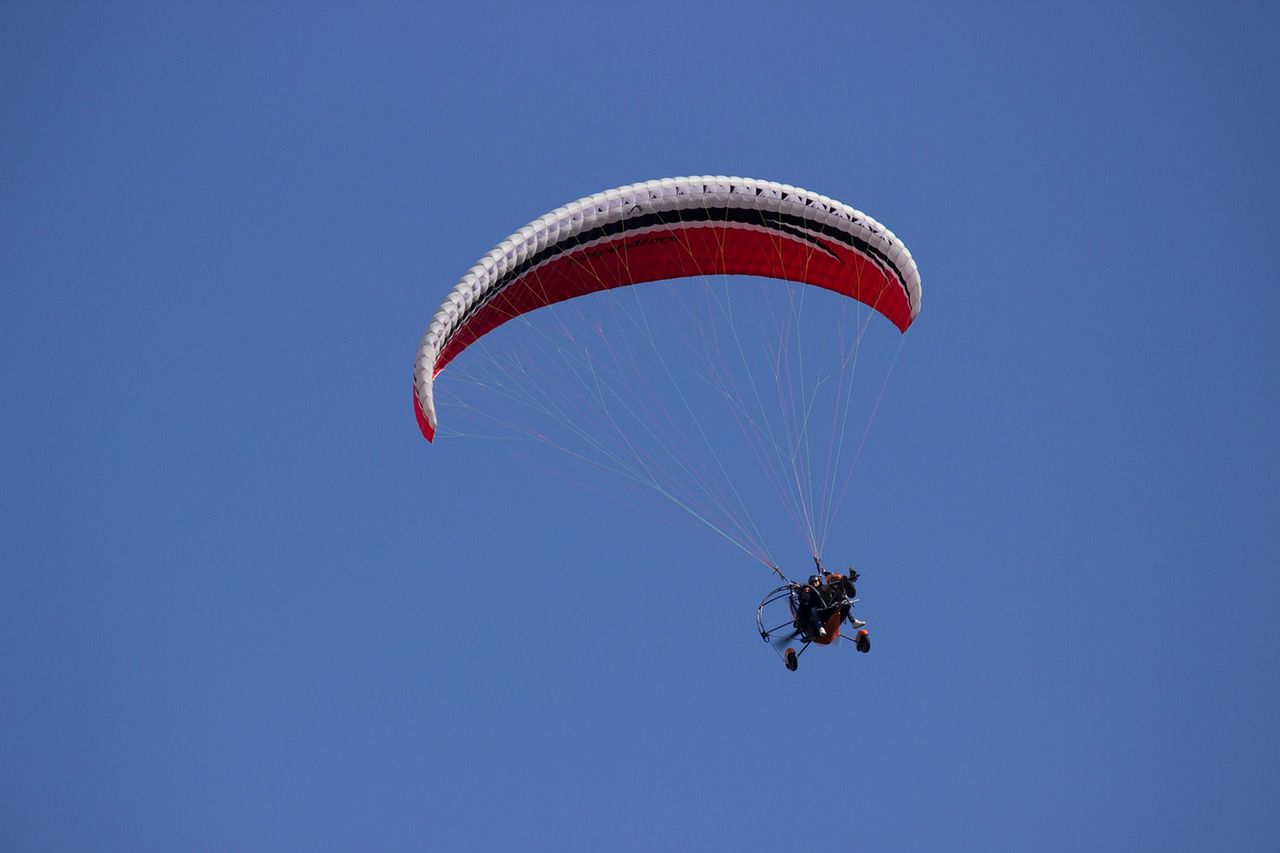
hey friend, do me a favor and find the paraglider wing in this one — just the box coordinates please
[413,176,921,441]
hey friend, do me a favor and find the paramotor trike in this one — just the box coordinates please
[756,576,870,671]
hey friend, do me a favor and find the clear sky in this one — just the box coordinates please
[4,2,1278,850]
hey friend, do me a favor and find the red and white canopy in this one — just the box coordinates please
[414,176,921,442]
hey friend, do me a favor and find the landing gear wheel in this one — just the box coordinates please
[784,647,799,671]
[855,629,871,654]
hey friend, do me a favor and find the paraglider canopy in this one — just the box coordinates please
[413,176,921,442]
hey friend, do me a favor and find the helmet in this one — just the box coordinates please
[808,575,822,587]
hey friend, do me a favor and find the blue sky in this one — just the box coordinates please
[3,2,1278,850]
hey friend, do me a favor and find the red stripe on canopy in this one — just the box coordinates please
[436,224,909,376]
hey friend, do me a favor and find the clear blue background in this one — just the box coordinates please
[4,2,1278,850]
